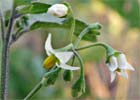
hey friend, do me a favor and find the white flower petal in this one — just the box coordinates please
[126,63,135,71]
[57,63,80,70]
[117,53,135,71]
[118,70,128,78]
[55,52,73,63]
[45,33,54,55]
[117,53,128,68]
[107,56,118,71]
[110,72,116,82]
[119,62,135,71]
[106,64,117,72]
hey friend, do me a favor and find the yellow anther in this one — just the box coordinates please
[116,68,121,72]
[43,55,57,69]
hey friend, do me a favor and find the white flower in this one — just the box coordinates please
[106,53,135,82]
[43,33,79,71]
[47,4,68,17]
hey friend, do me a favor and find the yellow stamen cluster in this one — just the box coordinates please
[116,68,121,72]
[43,55,57,69]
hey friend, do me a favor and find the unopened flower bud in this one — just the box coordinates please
[71,77,85,97]
[42,68,61,86]
[63,70,73,81]
[47,4,68,17]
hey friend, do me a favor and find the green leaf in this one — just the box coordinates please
[101,0,140,27]
[14,0,32,6]
[28,14,67,29]
[75,20,101,42]
[15,1,101,42]
[30,21,65,30]
[30,18,101,42]
[18,2,51,14]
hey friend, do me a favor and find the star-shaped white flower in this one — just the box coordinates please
[106,53,134,82]
[43,33,79,70]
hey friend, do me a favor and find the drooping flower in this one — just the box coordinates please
[106,53,134,82]
[47,4,68,17]
[43,33,79,70]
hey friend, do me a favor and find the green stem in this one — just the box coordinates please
[74,27,89,48]
[0,10,5,41]
[10,29,28,45]
[75,42,115,56]
[74,23,101,48]
[71,55,75,65]
[6,6,15,43]
[23,81,43,100]
[1,5,15,100]
[70,16,75,43]
[24,68,60,100]
[73,50,84,78]
[63,2,75,43]
[56,43,73,52]
[1,42,9,100]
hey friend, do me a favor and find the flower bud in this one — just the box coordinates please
[71,77,86,97]
[47,4,68,17]
[88,23,102,30]
[42,68,61,86]
[63,70,73,81]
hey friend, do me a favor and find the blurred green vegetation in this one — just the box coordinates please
[0,0,140,100]
[101,0,140,27]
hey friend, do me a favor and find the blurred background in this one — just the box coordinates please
[0,0,140,100]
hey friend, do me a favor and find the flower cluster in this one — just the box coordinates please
[106,53,135,82]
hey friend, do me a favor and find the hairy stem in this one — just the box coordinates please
[1,5,15,100]
[1,42,10,100]
[6,7,15,43]
[24,81,43,100]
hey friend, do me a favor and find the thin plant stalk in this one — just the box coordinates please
[23,67,60,100]
[0,5,15,100]
[23,81,43,100]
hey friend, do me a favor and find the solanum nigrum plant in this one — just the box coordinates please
[0,0,135,100]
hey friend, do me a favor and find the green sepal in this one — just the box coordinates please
[63,70,73,82]
[105,50,121,63]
